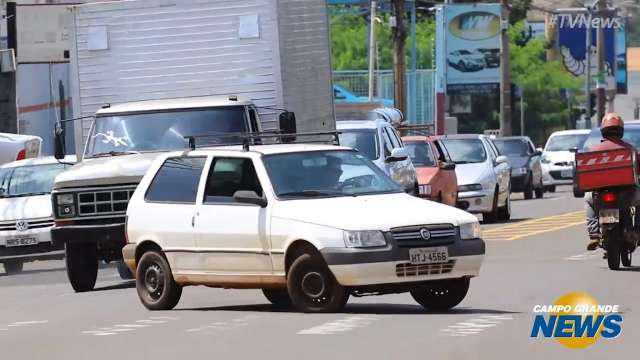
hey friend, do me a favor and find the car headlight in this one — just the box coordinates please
[343,231,387,248]
[56,193,76,218]
[458,184,482,192]
[460,221,482,240]
[541,156,551,164]
[419,184,432,196]
[512,167,528,175]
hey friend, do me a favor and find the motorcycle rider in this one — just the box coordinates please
[586,113,635,251]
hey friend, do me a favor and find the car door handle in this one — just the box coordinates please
[192,213,199,227]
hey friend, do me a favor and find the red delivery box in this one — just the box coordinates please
[575,147,638,191]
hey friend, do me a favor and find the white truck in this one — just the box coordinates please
[51,0,335,292]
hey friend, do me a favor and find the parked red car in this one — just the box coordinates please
[402,135,458,206]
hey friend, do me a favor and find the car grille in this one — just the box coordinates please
[391,224,457,248]
[396,260,456,277]
[77,189,136,216]
[0,218,54,232]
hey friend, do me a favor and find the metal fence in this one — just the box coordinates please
[333,69,435,124]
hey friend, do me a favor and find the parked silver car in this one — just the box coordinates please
[440,134,511,223]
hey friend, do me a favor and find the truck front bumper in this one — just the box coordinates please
[51,223,126,261]
[321,238,485,287]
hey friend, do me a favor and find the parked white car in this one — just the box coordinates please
[337,119,418,194]
[541,129,590,192]
[124,144,484,312]
[0,156,75,274]
[439,134,511,223]
[0,133,42,165]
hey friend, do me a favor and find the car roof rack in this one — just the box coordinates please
[396,124,434,136]
[184,131,341,152]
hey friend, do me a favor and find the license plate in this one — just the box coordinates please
[409,247,449,265]
[600,209,620,224]
[6,237,37,247]
[561,170,573,178]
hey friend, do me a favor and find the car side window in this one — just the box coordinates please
[381,129,394,157]
[384,127,401,149]
[145,157,206,204]
[203,157,263,204]
[433,141,447,162]
[485,139,498,160]
[527,140,536,154]
[248,108,259,133]
[389,127,404,148]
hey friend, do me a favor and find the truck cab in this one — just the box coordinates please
[51,95,264,292]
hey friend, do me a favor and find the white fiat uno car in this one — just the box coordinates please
[124,144,484,312]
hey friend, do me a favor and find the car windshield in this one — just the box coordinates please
[263,150,402,199]
[405,142,436,167]
[85,107,247,157]
[582,127,640,150]
[494,139,529,156]
[338,130,378,160]
[459,50,471,55]
[0,163,71,198]
[545,134,588,152]
[441,138,487,164]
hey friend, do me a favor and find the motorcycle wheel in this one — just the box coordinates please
[604,226,622,270]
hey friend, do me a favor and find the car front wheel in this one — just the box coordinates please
[136,251,182,310]
[410,277,470,311]
[262,288,292,309]
[287,253,348,313]
[65,243,98,292]
[3,260,23,274]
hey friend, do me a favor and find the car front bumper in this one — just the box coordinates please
[456,189,495,213]
[51,222,126,262]
[0,227,64,262]
[321,238,485,287]
[542,163,574,186]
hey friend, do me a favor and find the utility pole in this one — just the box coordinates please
[500,0,512,136]
[368,0,377,101]
[392,0,407,115]
[585,5,592,128]
[596,0,606,124]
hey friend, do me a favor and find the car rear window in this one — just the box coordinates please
[494,139,529,156]
[145,157,206,204]
[338,130,378,160]
[545,134,588,152]
[441,138,487,164]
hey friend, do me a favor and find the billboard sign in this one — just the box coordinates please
[444,4,501,94]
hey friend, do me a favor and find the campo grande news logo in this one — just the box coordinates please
[530,292,623,348]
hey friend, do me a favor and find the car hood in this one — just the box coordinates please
[454,162,492,186]
[415,166,439,184]
[0,194,52,221]
[505,156,530,169]
[543,151,575,164]
[54,153,162,189]
[272,193,477,231]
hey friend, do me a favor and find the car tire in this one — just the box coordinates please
[482,189,499,224]
[3,260,23,274]
[410,277,470,311]
[287,253,348,313]
[262,288,292,309]
[65,243,98,292]
[524,176,534,200]
[136,250,182,311]
[621,242,633,268]
[498,190,511,221]
[116,260,135,280]
[535,179,544,199]
[573,184,585,198]
[546,185,556,193]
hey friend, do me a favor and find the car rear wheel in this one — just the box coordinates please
[411,278,470,311]
[287,253,348,313]
[262,288,292,309]
[65,243,98,292]
[535,179,544,199]
[136,251,182,310]
[524,176,534,200]
[3,260,23,274]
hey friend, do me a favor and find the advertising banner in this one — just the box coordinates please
[615,24,627,94]
[444,4,501,94]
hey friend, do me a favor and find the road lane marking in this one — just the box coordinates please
[297,316,380,335]
[185,315,261,333]
[83,317,179,336]
[482,211,585,241]
[440,315,513,337]
[564,251,603,261]
[7,320,49,327]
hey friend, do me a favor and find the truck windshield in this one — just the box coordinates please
[85,107,247,157]
[263,150,402,199]
[0,163,71,198]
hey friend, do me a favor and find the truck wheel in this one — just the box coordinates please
[3,260,24,274]
[410,278,470,311]
[287,253,348,313]
[262,288,292,309]
[604,226,622,270]
[136,251,182,310]
[482,190,499,224]
[116,261,134,280]
[65,243,98,292]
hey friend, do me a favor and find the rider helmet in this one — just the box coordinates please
[601,112,624,139]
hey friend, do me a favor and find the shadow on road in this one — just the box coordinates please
[617,266,640,272]
[177,303,521,316]
[92,280,136,292]
[0,266,66,277]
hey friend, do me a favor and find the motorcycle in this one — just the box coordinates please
[593,188,639,270]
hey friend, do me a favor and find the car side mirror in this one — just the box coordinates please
[233,190,267,207]
[386,148,408,163]
[439,161,456,170]
[54,123,66,160]
[279,111,297,143]
[495,155,508,165]
[532,150,542,157]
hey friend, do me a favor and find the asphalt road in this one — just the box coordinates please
[1,186,637,359]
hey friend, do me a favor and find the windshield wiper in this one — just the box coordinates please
[2,192,49,198]
[90,150,140,158]
[278,190,347,198]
